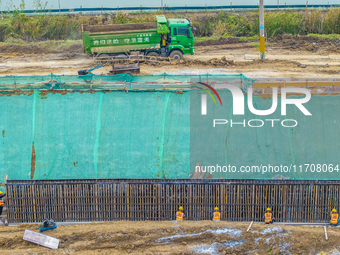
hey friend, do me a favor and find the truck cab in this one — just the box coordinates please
[167,19,195,57]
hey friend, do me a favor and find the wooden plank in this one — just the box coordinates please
[23,230,59,249]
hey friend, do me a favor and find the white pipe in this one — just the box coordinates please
[247,221,253,232]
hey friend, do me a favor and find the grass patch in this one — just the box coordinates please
[38,40,82,51]
[305,33,340,39]
[250,42,260,50]
[0,5,340,42]
[0,37,26,46]
[238,35,259,42]
[195,36,220,43]
[250,42,275,50]
[0,38,82,52]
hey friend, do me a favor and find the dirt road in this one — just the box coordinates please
[1,35,340,254]
[0,35,339,78]
[0,221,339,254]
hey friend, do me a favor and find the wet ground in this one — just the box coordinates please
[0,221,339,254]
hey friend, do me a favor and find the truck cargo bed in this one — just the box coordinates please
[83,23,157,33]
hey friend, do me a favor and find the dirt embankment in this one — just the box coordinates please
[142,57,340,76]
[196,37,242,47]
[269,34,340,53]
[0,34,339,55]
[1,35,340,78]
[0,43,83,55]
[196,34,340,53]
[0,221,339,254]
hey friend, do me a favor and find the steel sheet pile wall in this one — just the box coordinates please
[6,179,340,223]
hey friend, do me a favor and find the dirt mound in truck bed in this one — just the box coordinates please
[83,22,157,33]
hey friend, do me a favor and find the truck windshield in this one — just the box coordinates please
[178,28,187,35]
[178,27,192,38]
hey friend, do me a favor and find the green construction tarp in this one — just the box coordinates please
[0,91,190,183]
[0,73,339,192]
[190,91,340,179]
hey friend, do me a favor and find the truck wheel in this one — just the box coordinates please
[115,54,129,64]
[146,52,159,63]
[97,54,111,65]
[169,50,183,61]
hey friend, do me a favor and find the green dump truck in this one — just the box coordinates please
[82,15,194,61]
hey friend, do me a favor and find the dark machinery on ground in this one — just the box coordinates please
[39,219,57,232]
[78,57,140,75]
